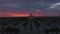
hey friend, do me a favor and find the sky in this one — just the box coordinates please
[0,0,60,17]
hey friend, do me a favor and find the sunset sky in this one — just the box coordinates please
[0,0,60,17]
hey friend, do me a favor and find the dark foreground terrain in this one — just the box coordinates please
[0,17,60,34]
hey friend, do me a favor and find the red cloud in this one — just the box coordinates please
[0,12,29,17]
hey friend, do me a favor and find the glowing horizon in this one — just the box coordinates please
[0,11,48,17]
[0,0,60,17]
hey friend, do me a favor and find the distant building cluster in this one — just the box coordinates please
[0,17,60,34]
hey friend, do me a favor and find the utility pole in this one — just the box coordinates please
[27,8,38,32]
[22,8,33,32]
[27,8,33,32]
[23,8,38,32]
[29,8,33,18]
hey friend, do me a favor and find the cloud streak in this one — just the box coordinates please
[0,4,21,8]
[49,2,60,8]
